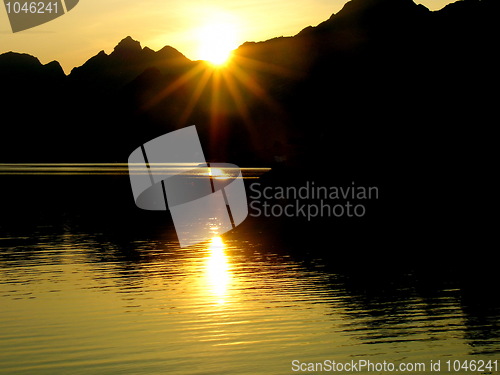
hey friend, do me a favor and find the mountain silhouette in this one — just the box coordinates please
[0,52,65,91]
[0,0,496,163]
[68,36,192,93]
[0,0,497,259]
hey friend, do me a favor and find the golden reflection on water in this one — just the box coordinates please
[1,227,499,375]
[205,236,232,305]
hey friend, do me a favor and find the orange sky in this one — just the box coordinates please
[0,0,455,73]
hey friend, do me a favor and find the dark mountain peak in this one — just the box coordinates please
[336,0,426,18]
[112,36,142,56]
[157,45,187,61]
[67,36,193,91]
[69,49,107,75]
[0,52,65,97]
[438,0,499,18]
[0,51,42,68]
[297,0,429,38]
[43,60,65,77]
[0,51,65,79]
[115,35,141,50]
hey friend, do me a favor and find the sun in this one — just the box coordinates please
[144,8,282,138]
[197,16,239,66]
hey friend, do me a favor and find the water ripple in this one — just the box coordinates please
[0,225,499,374]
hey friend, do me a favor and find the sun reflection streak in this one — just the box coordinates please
[200,167,230,180]
[205,236,231,305]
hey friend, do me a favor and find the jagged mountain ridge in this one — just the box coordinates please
[2,0,497,86]
[0,51,65,89]
[68,36,191,90]
[0,0,497,164]
[0,0,496,256]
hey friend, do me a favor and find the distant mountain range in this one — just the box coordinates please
[0,0,497,166]
[1,0,497,257]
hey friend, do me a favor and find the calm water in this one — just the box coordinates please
[1,220,499,374]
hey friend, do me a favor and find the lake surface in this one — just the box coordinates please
[1,218,499,375]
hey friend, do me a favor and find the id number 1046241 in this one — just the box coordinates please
[445,359,498,372]
[5,2,60,14]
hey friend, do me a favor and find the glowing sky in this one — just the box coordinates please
[0,0,455,73]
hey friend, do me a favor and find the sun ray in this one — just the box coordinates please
[134,13,292,162]
[232,54,299,80]
[221,69,252,125]
[208,69,229,157]
[142,62,205,110]
[178,67,213,125]
[229,62,284,114]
